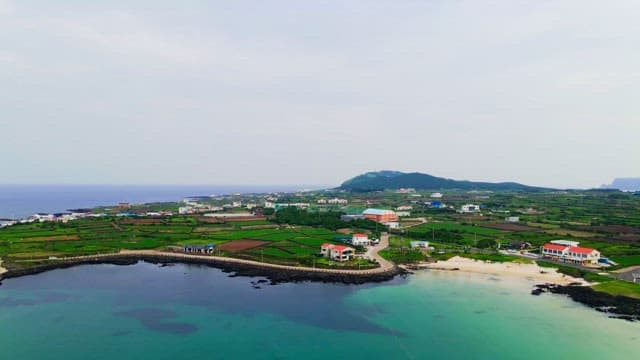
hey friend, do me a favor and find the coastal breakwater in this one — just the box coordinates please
[0,250,401,285]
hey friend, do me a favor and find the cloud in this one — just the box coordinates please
[0,0,15,15]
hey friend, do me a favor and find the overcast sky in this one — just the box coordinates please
[1,1,638,188]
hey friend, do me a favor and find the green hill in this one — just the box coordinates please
[339,171,549,192]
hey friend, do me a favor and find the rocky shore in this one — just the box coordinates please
[533,283,640,321]
[0,253,401,285]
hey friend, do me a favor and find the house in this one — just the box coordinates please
[341,214,365,222]
[0,219,17,228]
[459,204,481,213]
[320,243,355,261]
[541,243,601,265]
[183,244,215,254]
[362,208,398,223]
[508,241,531,250]
[396,188,416,194]
[505,216,520,223]
[328,198,348,205]
[410,241,430,249]
[430,192,443,198]
[385,221,401,229]
[351,233,370,246]
[396,211,411,217]
[396,205,413,211]
[31,213,55,222]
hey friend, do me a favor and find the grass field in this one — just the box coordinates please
[593,281,640,299]
[0,217,375,269]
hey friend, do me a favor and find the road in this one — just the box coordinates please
[364,232,394,271]
[37,236,396,277]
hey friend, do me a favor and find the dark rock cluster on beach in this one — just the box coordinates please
[532,283,640,321]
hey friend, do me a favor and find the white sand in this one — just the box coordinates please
[416,256,587,286]
[0,259,7,276]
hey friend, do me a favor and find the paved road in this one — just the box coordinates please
[45,239,396,276]
[364,233,394,272]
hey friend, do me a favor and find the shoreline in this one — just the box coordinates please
[0,250,401,285]
[411,256,587,286]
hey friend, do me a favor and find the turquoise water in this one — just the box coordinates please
[1,262,638,359]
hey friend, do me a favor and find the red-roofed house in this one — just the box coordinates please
[541,244,600,265]
[351,233,370,246]
[321,243,355,262]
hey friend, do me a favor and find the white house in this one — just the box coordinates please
[430,192,443,198]
[410,241,430,248]
[351,233,370,246]
[385,221,401,229]
[460,204,481,213]
[396,211,411,217]
[505,216,520,223]
[321,243,355,261]
[396,205,413,211]
[328,198,348,205]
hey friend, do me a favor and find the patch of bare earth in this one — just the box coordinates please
[217,239,269,252]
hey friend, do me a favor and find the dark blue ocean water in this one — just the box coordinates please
[0,184,309,219]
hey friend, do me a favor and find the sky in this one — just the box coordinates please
[1,0,639,189]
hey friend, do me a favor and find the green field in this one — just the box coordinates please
[0,217,374,270]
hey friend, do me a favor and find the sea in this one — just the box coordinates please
[0,184,312,219]
[1,262,638,359]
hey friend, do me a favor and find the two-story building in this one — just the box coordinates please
[541,243,601,265]
[321,243,355,261]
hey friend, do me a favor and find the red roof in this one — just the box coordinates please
[543,244,568,251]
[353,233,367,237]
[569,246,595,254]
[331,245,352,252]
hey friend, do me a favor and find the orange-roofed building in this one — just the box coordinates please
[362,208,398,223]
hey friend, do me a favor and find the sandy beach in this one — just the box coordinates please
[0,259,7,277]
[414,256,587,286]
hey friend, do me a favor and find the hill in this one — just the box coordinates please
[601,178,640,192]
[339,171,549,192]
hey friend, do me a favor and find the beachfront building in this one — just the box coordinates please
[351,233,370,246]
[183,244,215,254]
[541,243,601,265]
[363,208,398,223]
[459,204,481,213]
[320,243,355,262]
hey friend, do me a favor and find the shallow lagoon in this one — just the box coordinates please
[1,262,638,359]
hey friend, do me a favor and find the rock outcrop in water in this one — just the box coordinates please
[534,283,640,321]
